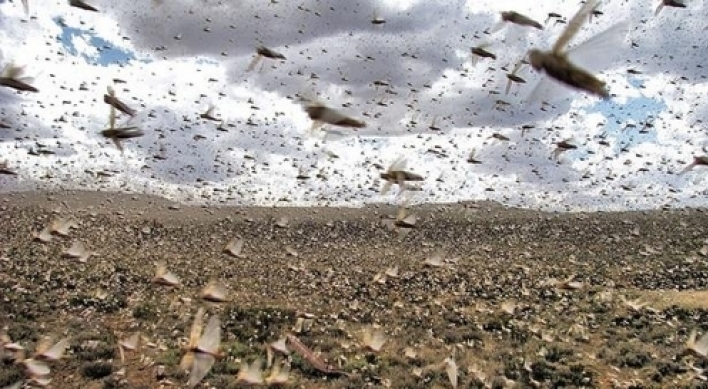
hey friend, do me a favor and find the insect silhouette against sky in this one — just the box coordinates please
[100,100,144,153]
[489,10,544,34]
[0,62,38,93]
[69,0,99,12]
[380,156,424,196]
[655,0,687,16]
[247,46,287,72]
[525,0,630,105]
[301,98,366,134]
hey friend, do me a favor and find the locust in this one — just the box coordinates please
[505,60,528,95]
[103,86,136,117]
[301,99,366,133]
[655,0,686,15]
[552,139,579,160]
[199,105,220,122]
[371,7,386,25]
[490,11,543,33]
[69,0,99,12]
[286,334,352,377]
[100,98,144,153]
[526,0,629,103]
[0,63,38,93]
[470,43,497,66]
[247,46,287,72]
[380,156,424,196]
[180,308,223,388]
[679,156,708,175]
[0,161,18,175]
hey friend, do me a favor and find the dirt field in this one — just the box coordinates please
[2,190,708,388]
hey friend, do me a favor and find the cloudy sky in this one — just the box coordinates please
[0,0,706,211]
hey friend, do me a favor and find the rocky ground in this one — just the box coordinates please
[2,190,708,388]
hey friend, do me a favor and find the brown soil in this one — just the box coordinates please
[2,190,708,388]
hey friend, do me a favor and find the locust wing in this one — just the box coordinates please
[552,0,598,54]
[526,20,629,106]
[186,353,215,388]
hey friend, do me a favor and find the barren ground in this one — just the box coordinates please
[2,190,708,388]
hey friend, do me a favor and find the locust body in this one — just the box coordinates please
[528,50,609,99]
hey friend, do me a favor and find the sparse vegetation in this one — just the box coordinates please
[223,306,297,343]
[0,365,24,387]
[605,344,653,369]
[81,361,114,379]
[1,193,708,387]
[132,303,158,320]
[68,293,128,314]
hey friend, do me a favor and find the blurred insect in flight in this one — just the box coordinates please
[100,97,144,154]
[525,0,629,105]
[380,156,424,196]
[655,0,686,15]
[0,63,38,93]
[247,46,286,72]
[505,60,528,95]
[300,98,366,134]
[489,11,544,34]
[69,0,99,12]
[104,86,136,117]
[181,308,223,388]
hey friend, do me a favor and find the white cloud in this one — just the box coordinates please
[0,0,706,211]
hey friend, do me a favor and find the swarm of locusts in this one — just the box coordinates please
[0,2,705,387]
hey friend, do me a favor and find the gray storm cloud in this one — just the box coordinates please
[0,0,706,210]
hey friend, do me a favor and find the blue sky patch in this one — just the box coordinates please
[54,16,138,66]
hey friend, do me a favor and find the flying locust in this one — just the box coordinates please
[247,46,287,72]
[526,0,629,104]
[490,11,544,34]
[301,98,366,134]
[0,63,38,93]
[380,156,424,196]
[100,98,144,153]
